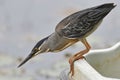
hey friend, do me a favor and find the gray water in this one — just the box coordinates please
[0,0,120,80]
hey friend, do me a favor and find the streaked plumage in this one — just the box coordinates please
[18,3,116,76]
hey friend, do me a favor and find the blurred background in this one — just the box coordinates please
[0,0,119,80]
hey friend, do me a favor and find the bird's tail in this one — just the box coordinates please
[96,3,116,9]
[18,36,49,68]
[85,3,116,24]
[92,3,116,18]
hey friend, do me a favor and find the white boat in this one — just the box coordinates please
[60,42,120,80]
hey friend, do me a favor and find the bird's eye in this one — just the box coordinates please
[33,48,39,52]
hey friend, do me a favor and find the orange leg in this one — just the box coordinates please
[69,38,91,76]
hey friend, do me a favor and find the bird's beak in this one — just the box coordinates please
[17,50,40,68]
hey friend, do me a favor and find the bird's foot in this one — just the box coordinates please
[68,56,84,77]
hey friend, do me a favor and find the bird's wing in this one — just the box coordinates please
[60,10,102,38]
[55,12,80,33]
[55,3,115,38]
